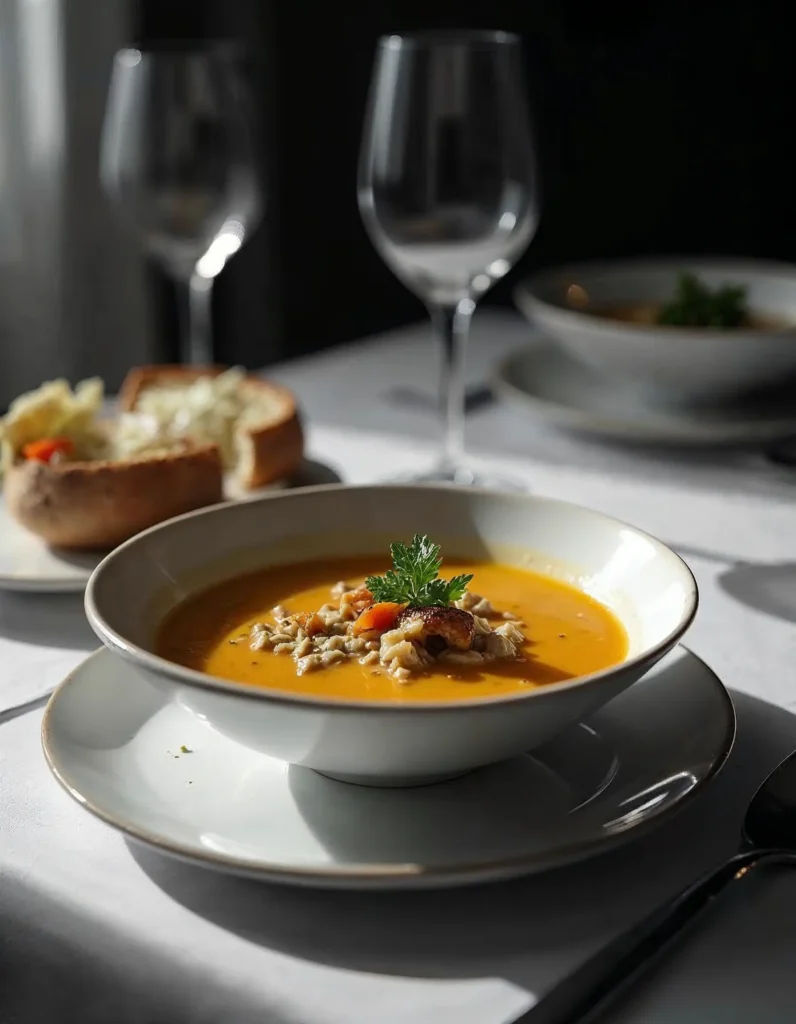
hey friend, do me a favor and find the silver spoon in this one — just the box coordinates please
[522,750,796,1023]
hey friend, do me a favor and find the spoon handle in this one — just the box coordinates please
[523,850,766,1024]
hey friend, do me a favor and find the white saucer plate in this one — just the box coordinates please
[493,344,796,447]
[0,458,340,593]
[42,646,735,890]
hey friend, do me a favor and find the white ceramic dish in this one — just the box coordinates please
[85,484,698,787]
[514,258,796,405]
[0,499,101,592]
[493,343,796,447]
[0,459,340,593]
[42,645,734,889]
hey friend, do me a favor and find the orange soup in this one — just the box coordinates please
[157,556,628,703]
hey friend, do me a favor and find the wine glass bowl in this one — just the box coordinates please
[101,44,262,364]
[358,31,539,485]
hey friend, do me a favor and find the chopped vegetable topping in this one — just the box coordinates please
[353,601,405,635]
[365,535,473,608]
[21,436,75,463]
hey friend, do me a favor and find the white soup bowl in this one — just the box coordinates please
[85,485,697,787]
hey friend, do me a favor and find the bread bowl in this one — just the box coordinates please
[0,367,304,551]
[119,365,304,489]
[4,443,223,550]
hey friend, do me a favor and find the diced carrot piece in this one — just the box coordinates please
[295,612,326,637]
[353,602,404,635]
[22,436,74,463]
[344,586,375,615]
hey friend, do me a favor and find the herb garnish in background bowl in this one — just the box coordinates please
[657,272,749,328]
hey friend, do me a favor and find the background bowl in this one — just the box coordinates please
[514,258,796,405]
[85,485,697,787]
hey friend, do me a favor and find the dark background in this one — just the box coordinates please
[138,0,796,367]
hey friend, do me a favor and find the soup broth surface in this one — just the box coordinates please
[594,302,789,330]
[158,556,629,702]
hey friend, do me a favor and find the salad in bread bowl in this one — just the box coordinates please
[0,366,304,550]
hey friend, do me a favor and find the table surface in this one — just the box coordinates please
[3,310,796,1024]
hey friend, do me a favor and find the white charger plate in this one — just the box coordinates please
[494,344,796,447]
[0,458,340,593]
[42,646,735,890]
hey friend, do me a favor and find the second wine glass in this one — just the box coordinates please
[101,44,262,365]
[358,30,539,486]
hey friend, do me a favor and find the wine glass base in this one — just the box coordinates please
[393,463,528,492]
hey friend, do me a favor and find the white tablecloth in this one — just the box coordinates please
[3,311,796,1023]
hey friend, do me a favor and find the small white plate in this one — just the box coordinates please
[42,646,735,890]
[494,344,796,447]
[0,458,340,593]
[0,501,100,593]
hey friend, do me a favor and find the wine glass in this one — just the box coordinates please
[100,44,262,365]
[358,31,539,486]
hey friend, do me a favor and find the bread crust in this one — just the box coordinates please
[119,365,304,488]
[4,444,224,550]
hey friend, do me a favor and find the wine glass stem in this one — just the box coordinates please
[177,272,214,365]
[430,299,473,472]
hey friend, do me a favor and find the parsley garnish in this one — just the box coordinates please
[365,535,473,608]
[657,272,749,329]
